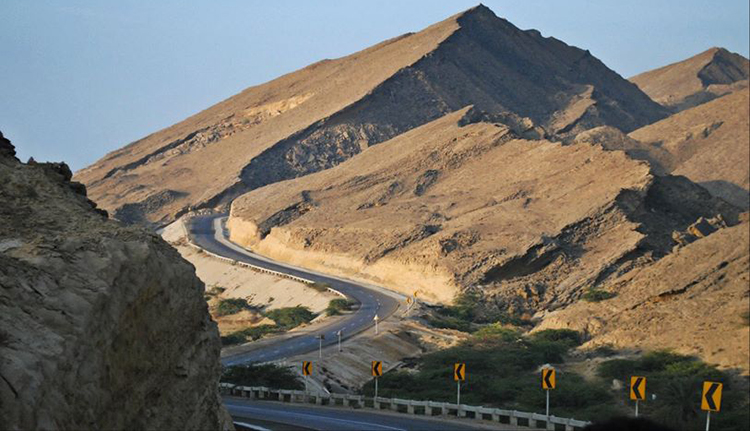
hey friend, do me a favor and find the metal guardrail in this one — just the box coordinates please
[220,383,591,431]
[182,219,347,299]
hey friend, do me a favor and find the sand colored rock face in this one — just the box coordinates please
[227,109,738,315]
[0,135,231,429]
[77,5,665,227]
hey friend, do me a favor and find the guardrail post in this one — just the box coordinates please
[458,405,466,418]
[529,417,537,428]
[510,411,518,426]
[547,417,555,430]
[492,410,500,422]
[407,401,415,414]
[390,399,398,412]
[441,403,448,416]
[343,397,349,407]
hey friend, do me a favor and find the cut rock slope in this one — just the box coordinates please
[0,132,231,430]
[76,5,666,227]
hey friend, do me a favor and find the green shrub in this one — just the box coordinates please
[582,288,617,302]
[528,329,583,347]
[264,306,315,329]
[206,286,226,296]
[214,298,250,317]
[220,325,280,345]
[310,282,331,292]
[222,363,304,390]
[362,327,593,413]
[596,351,747,430]
[325,298,353,316]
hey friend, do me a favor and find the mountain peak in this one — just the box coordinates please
[78,5,667,226]
[631,47,749,111]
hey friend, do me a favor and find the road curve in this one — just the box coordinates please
[187,214,402,366]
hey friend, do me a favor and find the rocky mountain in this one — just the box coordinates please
[226,108,740,310]
[0,132,231,430]
[630,47,749,112]
[539,217,749,371]
[576,87,749,209]
[76,5,667,227]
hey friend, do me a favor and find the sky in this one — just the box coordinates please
[1,1,748,171]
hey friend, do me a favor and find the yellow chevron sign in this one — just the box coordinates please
[701,382,722,412]
[302,361,312,376]
[454,363,466,381]
[542,368,555,390]
[372,361,383,377]
[630,376,646,400]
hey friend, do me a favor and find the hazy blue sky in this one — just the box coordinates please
[1,1,748,171]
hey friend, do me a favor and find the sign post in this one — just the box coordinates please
[315,334,325,358]
[541,368,556,418]
[454,363,466,406]
[701,381,722,431]
[372,361,383,399]
[630,376,646,417]
[302,361,312,399]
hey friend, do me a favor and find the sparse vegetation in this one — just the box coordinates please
[310,282,331,293]
[582,288,617,302]
[222,363,304,390]
[362,331,749,428]
[325,298,354,316]
[427,290,530,333]
[361,328,620,420]
[213,298,251,317]
[264,306,315,329]
[220,325,280,346]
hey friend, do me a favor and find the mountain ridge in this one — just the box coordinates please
[630,47,749,111]
[76,5,667,227]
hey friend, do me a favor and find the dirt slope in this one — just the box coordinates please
[630,47,749,112]
[76,5,666,227]
[227,108,738,310]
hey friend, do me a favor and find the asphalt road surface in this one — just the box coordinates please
[187,214,402,366]
[225,397,493,431]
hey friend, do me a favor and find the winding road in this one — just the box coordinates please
[187,214,402,366]
[187,215,497,430]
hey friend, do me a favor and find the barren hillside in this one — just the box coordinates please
[227,108,739,311]
[574,88,750,209]
[630,47,749,112]
[539,219,749,373]
[77,5,666,227]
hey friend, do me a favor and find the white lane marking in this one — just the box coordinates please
[225,403,407,431]
[233,421,271,431]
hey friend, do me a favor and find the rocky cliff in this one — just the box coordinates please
[0,131,231,430]
[76,5,666,227]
